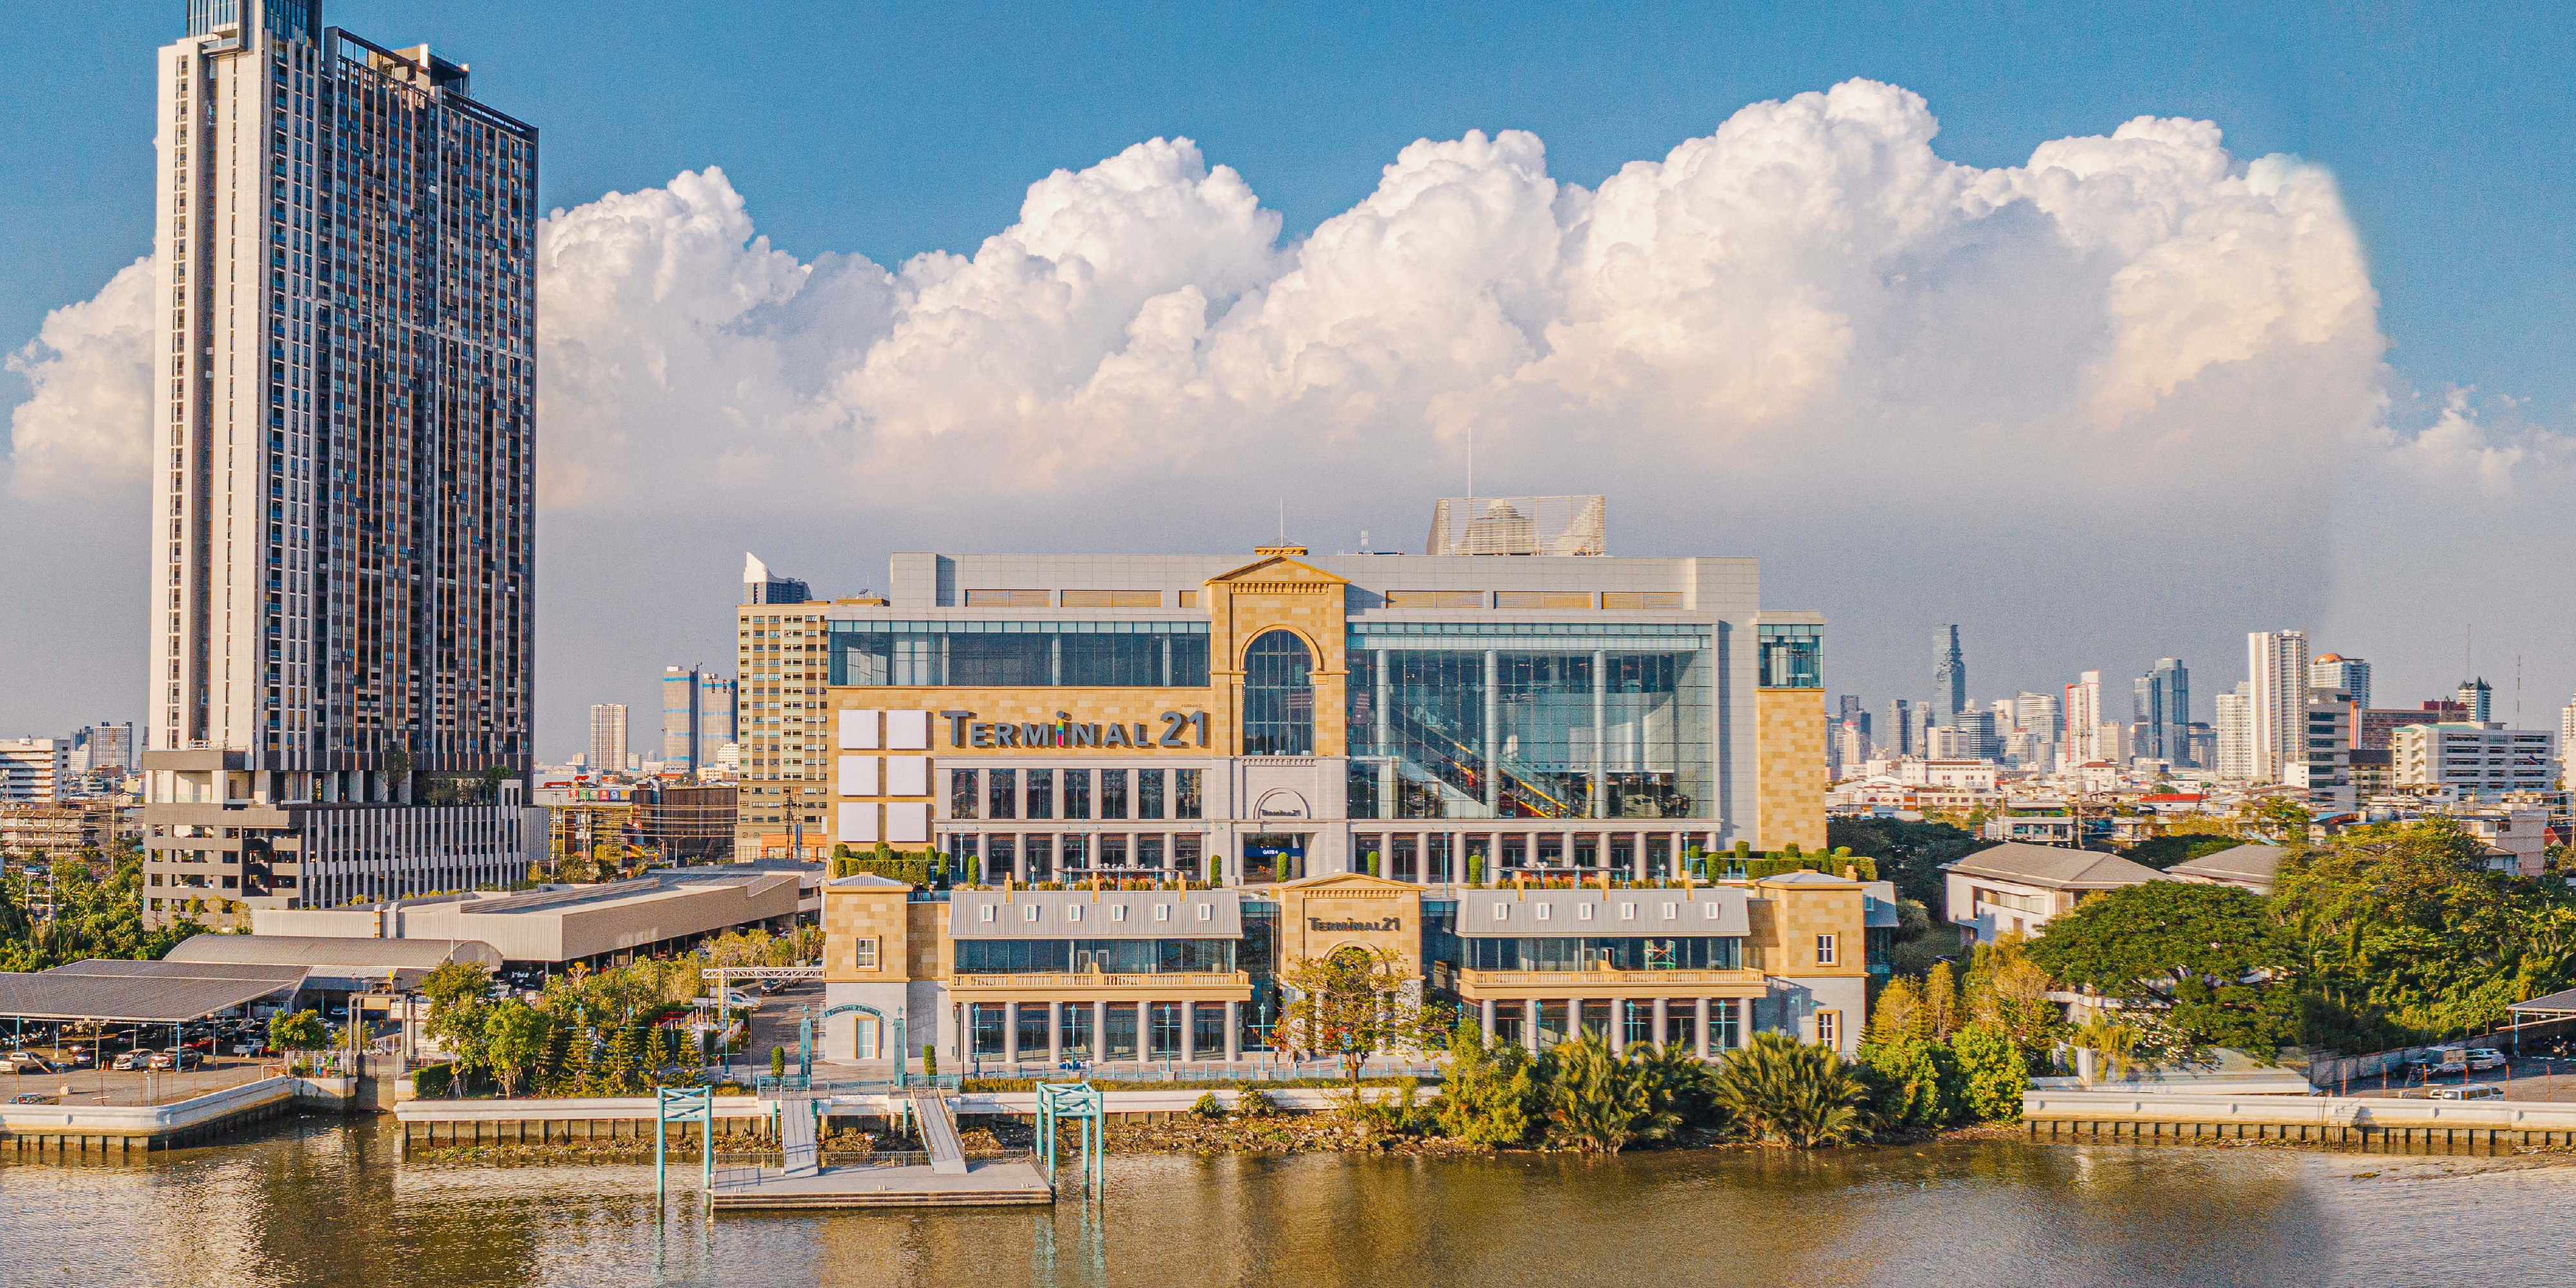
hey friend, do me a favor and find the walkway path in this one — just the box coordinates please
[907,1089,969,1175]
[778,1094,819,1178]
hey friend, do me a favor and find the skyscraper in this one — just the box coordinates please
[1884,698,1913,757]
[589,704,629,777]
[2458,677,2494,724]
[745,553,811,606]
[2214,683,2253,781]
[2311,654,2371,711]
[2248,630,2311,782]
[661,666,739,774]
[140,1,542,925]
[1933,625,1967,724]
[2132,658,2190,766]
[2063,671,2104,765]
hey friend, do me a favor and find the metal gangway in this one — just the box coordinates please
[905,1088,971,1175]
[777,1092,822,1179]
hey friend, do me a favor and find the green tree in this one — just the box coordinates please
[1950,1021,2029,1122]
[482,999,554,1098]
[1708,1032,1868,1147]
[1868,976,1924,1045]
[1435,1019,1538,1146]
[1921,960,1962,1040]
[1627,1039,1717,1136]
[421,961,496,1080]
[1279,946,1447,1094]
[1829,818,1984,907]
[1538,1034,1655,1153]
[1858,1036,1958,1132]
[1965,934,2069,1059]
[2027,877,2299,1057]
[269,1009,329,1058]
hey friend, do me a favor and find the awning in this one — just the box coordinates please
[0,960,307,1023]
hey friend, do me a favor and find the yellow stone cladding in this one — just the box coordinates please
[1273,873,1424,973]
[821,882,914,983]
[1754,688,1828,852]
[829,688,1220,759]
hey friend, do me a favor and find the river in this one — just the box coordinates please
[0,1119,2561,1286]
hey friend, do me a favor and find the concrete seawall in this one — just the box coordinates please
[3,1076,355,1155]
[2023,1089,2576,1151]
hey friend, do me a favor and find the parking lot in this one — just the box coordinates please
[3,1050,300,1107]
[2333,1052,2576,1102]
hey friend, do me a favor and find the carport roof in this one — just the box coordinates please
[2510,987,2576,1018]
[0,959,307,1023]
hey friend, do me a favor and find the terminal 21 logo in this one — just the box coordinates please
[940,710,1210,749]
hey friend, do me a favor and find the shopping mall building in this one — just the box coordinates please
[805,499,1878,1068]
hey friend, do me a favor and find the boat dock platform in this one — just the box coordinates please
[708,1088,1053,1209]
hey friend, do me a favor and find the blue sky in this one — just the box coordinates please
[4,1,2574,750]
[5,1,2569,422]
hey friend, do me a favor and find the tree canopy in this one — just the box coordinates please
[2025,880,2298,1056]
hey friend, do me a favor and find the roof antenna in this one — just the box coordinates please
[1278,497,1285,542]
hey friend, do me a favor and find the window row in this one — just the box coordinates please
[1459,935,1742,972]
[951,767,1202,820]
[953,832,1206,882]
[952,938,1239,975]
[964,999,1264,1062]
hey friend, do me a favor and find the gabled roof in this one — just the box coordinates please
[1754,869,1862,887]
[1207,548,1349,588]
[1277,871,1416,893]
[1941,842,2163,890]
[2165,844,2289,886]
[826,872,912,889]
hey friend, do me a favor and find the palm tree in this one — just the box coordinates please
[1540,1034,1651,1153]
[1709,1032,1868,1148]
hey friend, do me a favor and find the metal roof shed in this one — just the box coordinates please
[0,960,308,1023]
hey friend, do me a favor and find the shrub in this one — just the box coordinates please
[923,1045,938,1077]
[1190,1092,1226,1119]
[1435,1020,1536,1146]
[1233,1089,1282,1119]
[412,1063,455,1099]
[1859,1037,1958,1133]
[771,1045,786,1080]
[1951,1022,2029,1122]
[1539,1034,1654,1153]
[1709,1032,1868,1148]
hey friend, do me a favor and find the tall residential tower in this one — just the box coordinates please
[140,1,540,925]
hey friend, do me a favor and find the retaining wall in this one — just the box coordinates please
[2023,1089,2576,1152]
[1,1075,355,1155]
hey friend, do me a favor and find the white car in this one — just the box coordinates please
[2464,1048,2507,1072]
[2429,1083,2505,1101]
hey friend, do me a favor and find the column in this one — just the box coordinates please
[1481,997,1497,1040]
[1591,649,1606,819]
[1566,996,1582,1046]
[1483,649,1501,814]
[1375,649,1394,821]
[1523,998,1540,1055]
[1002,1002,1019,1065]
[1224,1000,1241,1063]
[1653,998,1669,1049]
[1634,833,1648,883]
[1180,1001,1196,1063]
[1694,998,1711,1060]
[1047,1001,1063,1066]
[1094,1000,1108,1065]
[1607,999,1624,1055]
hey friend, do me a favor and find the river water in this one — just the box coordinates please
[0,1118,2560,1286]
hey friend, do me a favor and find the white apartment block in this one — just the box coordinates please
[2286,694,2356,815]
[0,739,71,803]
[140,1,541,925]
[2390,724,2559,797]
[2247,630,2311,783]
[2213,683,2253,781]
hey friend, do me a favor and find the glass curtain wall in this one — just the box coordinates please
[1242,630,1316,755]
[828,620,1210,687]
[1347,623,1712,820]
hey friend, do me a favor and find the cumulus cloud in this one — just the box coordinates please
[5,255,156,500]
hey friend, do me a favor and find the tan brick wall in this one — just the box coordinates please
[1209,551,1349,757]
[822,884,914,983]
[1755,688,1828,852]
[1751,880,1868,979]
[1274,874,1423,973]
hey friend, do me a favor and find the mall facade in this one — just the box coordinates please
[820,527,1829,885]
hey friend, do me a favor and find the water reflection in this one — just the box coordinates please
[3,1118,2571,1287]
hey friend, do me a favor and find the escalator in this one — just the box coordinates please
[1376,703,1583,820]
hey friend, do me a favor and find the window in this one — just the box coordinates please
[1494,591,1593,609]
[1815,1009,1841,1049]
[949,768,978,820]
[1138,770,1165,819]
[853,936,879,969]
[1175,768,1202,819]
[1600,591,1681,611]
[1815,933,1837,965]
[1757,623,1823,688]
[1025,768,1054,820]
[1063,768,1092,819]
[963,589,1050,607]
[1383,589,1486,609]
[1243,629,1316,755]
[987,768,1017,820]
[1060,589,1162,607]
[1100,769,1129,819]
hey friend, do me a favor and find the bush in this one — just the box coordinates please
[1190,1092,1226,1119]
[1436,1020,1537,1146]
[1859,1037,1958,1133]
[412,1063,455,1099]
[1951,1022,2029,1122]
[1540,1035,1656,1153]
[771,1045,786,1079]
[1709,1032,1868,1147]
[1233,1089,1283,1119]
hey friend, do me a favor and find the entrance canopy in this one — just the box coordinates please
[0,960,307,1023]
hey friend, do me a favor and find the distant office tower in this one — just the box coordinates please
[1946,708,2001,760]
[2311,654,2371,712]
[2214,683,2254,781]
[76,722,137,775]
[1885,699,1913,757]
[140,1,540,926]
[590,704,629,777]
[1933,626,1967,724]
[2132,658,2190,766]
[2184,723,2217,773]
[0,740,71,802]
[1910,704,1936,759]
[2016,692,2060,743]
[2063,671,2105,764]
[2458,677,2494,724]
[661,666,739,773]
[744,553,811,606]
[2247,630,2311,782]
[1837,694,1864,726]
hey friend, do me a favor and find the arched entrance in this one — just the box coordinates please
[820,1001,899,1063]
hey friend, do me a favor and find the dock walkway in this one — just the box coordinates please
[908,1088,969,1175]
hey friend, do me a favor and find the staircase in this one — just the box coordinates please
[907,1089,971,1175]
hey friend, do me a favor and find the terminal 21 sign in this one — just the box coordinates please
[941,710,1210,750]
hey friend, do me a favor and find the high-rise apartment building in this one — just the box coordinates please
[2289,690,2356,815]
[1933,625,1967,724]
[2063,671,2105,765]
[0,740,71,802]
[2015,691,2060,742]
[2311,654,2371,712]
[737,556,846,860]
[2561,696,2576,790]
[76,722,138,775]
[2247,630,2311,783]
[2457,678,2494,724]
[2213,683,2253,782]
[2132,658,2190,766]
[659,666,738,773]
[140,1,541,925]
[589,704,629,777]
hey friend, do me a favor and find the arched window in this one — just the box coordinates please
[1242,630,1315,755]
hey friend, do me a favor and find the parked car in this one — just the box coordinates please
[6,1053,52,1074]
[2432,1048,2470,1075]
[111,1050,144,1072]
[229,1039,265,1058]
[2465,1048,2508,1072]
[2428,1084,2505,1101]
[11,1092,55,1104]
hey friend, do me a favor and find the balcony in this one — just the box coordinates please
[947,970,1249,995]
[1455,966,1763,996]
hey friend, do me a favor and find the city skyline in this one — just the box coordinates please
[6,3,2576,755]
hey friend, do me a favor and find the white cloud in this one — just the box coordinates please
[5,255,156,501]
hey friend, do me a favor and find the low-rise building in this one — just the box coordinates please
[2391,724,2559,799]
[2164,843,2289,896]
[818,868,1877,1072]
[1987,799,2075,846]
[0,739,70,803]
[252,869,805,971]
[1940,842,2163,944]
